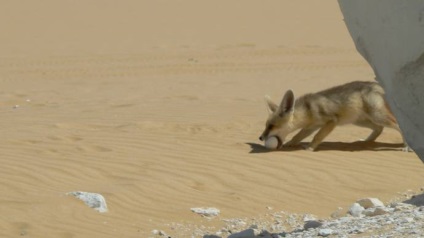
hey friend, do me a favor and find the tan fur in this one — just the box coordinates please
[259,81,409,151]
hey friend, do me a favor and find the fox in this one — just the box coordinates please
[259,81,410,151]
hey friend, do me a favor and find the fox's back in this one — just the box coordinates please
[295,81,386,125]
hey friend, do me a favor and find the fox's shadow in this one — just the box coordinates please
[247,141,405,153]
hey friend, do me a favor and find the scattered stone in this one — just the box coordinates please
[349,203,365,217]
[228,228,260,238]
[357,198,385,209]
[67,191,108,213]
[330,207,344,219]
[304,220,323,230]
[302,214,317,221]
[191,207,220,217]
[152,229,168,236]
[203,235,222,238]
[318,228,333,237]
[363,207,391,217]
[391,202,415,211]
[153,195,424,238]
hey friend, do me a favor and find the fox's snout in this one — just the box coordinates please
[259,126,272,142]
[259,130,269,141]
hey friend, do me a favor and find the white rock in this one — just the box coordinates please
[303,213,317,222]
[338,0,424,160]
[349,203,365,217]
[190,207,220,217]
[318,228,333,237]
[356,198,385,209]
[67,191,108,213]
[152,229,168,237]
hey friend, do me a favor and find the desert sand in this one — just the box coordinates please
[1,1,424,237]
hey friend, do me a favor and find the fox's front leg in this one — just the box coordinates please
[285,127,318,147]
[307,121,337,151]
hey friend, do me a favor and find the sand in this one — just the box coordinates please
[1,1,424,237]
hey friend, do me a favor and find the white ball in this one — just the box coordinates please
[264,136,282,150]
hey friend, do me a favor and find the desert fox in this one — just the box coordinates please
[259,81,409,151]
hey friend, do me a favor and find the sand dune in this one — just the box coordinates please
[1,1,424,237]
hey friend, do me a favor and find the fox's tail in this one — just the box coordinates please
[384,100,397,124]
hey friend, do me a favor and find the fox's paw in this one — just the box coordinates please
[402,146,413,152]
[302,144,316,152]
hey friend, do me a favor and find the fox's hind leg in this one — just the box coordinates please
[383,123,412,152]
[368,109,412,152]
[354,120,384,142]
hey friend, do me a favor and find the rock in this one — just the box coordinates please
[349,203,365,217]
[338,0,424,161]
[303,214,317,222]
[318,228,333,237]
[404,193,424,206]
[152,229,168,237]
[357,198,385,209]
[363,207,390,217]
[330,207,344,219]
[402,217,414,223]
[191,207,220,217]
[391,202,415,212]
[304,220,323,230]
[67,191,108,213]
[228,228,260,238]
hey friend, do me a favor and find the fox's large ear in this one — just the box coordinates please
[264,95,278,113]
[278,90,295,116]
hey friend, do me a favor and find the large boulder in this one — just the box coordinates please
[338,0,424,161]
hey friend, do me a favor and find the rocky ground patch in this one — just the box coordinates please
[150,190,424,238]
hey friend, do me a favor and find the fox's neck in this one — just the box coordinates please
[288,100,309,132]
